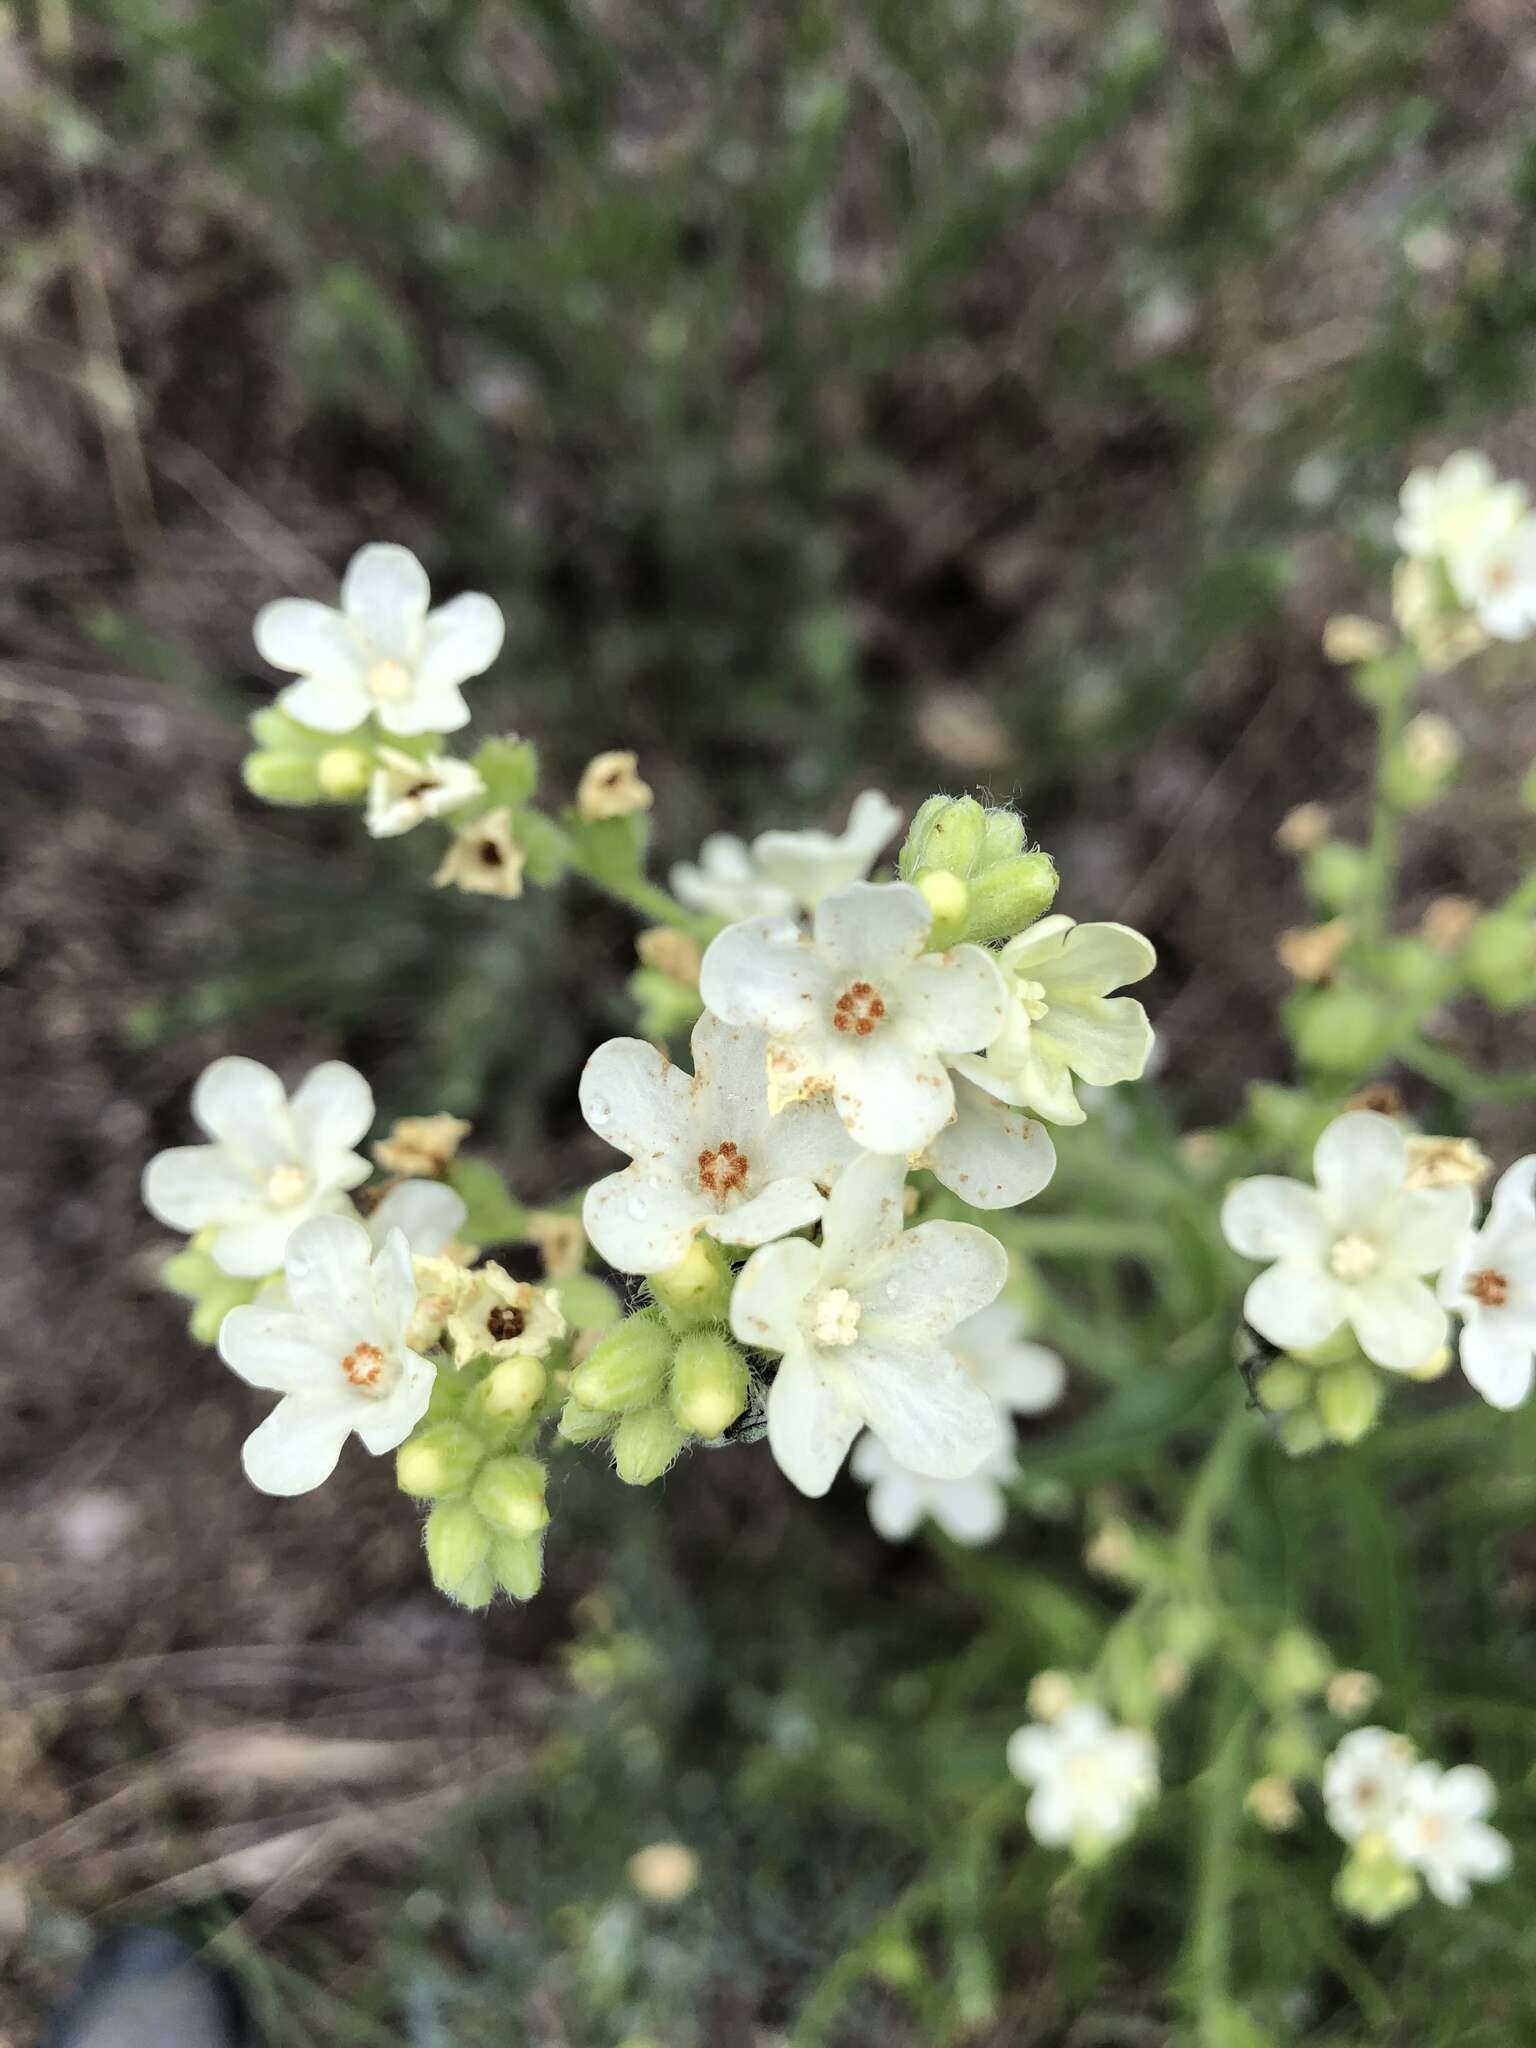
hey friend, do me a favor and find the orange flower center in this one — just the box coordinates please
[698,1140,750,1199]
[832,981,887,1036]
[1468,1268,1510,1309]
[341,1342,385,1390]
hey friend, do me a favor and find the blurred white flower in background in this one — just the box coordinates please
[365,747,486,837]
[1006,1702,1159,1852]
[1388,1764,1512,1906]
[671,789,901,922]
[1395,452,1526,567]
[1323,1726,1417,1843]
[255,542,504,736]
[730,1153,1006,1497]
[218,1215,435,1494]
[1439,1154,1536,1409]
[1221,1111,1474,1372]
[700,879,1006,1154]
[143,1056,373,1277]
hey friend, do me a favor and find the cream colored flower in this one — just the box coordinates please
[1321,617,1389,666]
[433,807,526,897]
[365,748,485,838]
[577,750,653,821]
[1276,919,1353,983]
[527,1210,587,1278]
[635,926,702,985]
[408,1254,476,1351]
[373,1113,472,1178]
[1404,1135,1491,1192]
[1419,896,1479,953]
[627,1841,700,1904]
[446,1263,566,1367]
[1401,711,1461,779]
[1326,1669,1381,1721]
[1245,1776,1301,1832]
[1274,802,1332,855]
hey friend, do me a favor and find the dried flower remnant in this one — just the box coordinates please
[577,750,653,821]
[433,808,526,897]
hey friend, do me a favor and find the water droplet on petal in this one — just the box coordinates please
[885,1281,900,1301]
[627,1195,648,1219]
[589,1100,611,1127]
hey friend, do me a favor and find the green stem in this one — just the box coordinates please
[1356,670,1415,950]
[1398,1038,1536,1104]
[566,854,719,941]
[1187,1685,1256,2044]
[1177,1399,1256,1583]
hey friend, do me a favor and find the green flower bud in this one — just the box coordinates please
[242,751,322,805]
[979,808,1025,864]
[1289,985,1389,1072]
[248,707,327,753]
[316,746,373,799]
[1464,912,1536,1010]
[558,1396,613,1445]
[492,1533,545,1601]
[613,1403,689,1486]
[1377,936,1450,1003]
[555,1273,623,1333]
[669,1330,750,1438]
[1255,1361,1311,1414]
[469,1355,548,1428]
[1334,1840,1420,1924]
[1280,1408,1327,1458]
[962,852,1058,945]
[899,795,987,880]
[647,1238,734,1332]
[396,1421,484,1499]
[187,1274,259,1345]
[911,869,970,948]
[1268,1628,1333,1702]
[161,1246,218,1300]
[471,1455,550,1538]
[1317,1361,1384,1446]
[1303,840,1368,913]
[570,1313,674,1413]
[424,1500,495,1607]
[1262,1719,1321,1782]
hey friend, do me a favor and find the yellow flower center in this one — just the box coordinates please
[366,657,414,703]
[1329,1233,1379,1282]
[811,1287,862,1347]
[1016,977,1050,1023]
[265,1163,311,1208]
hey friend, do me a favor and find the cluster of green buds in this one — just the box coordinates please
[896,795,1059,949]
[559,1242,753,1484]
[1241,1326,1405,1455]
[159,1233,260,1343]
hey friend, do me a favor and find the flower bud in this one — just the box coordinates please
[1254,1361,1311,1414]
[899,794,986,880]
[473,1355,548,1427]
[492,1533,545,1601]
[1245,1775,1301,1832]
[612,1403,689,1485]
[962,852,1058,946]
[1302,840,1367,912]
[1334,1839,1419,1924]
[647,1239,734,1332]
[1382,712,1461,810]
[979,807,1025,864]
[558,1396,613,1444]
[570,1313,674,1412]
[1280,1409,1327,1457]
[669,1330,750,1438]
[316,746,373,799]
[1317,1362,1384,1445]
[396,1421,484,1499]
[1290,986,1389,1073]
[1326,1669,1380,1720]
[187,1274,259,1345]
[1263,1719,1321,1781]
[911,869,970,948]
[471,1455,550,1538]
[1464,912,1536,1010]
[424,1500,495,1607]
[1268,1629,1333,1702]
[242,751,322,805]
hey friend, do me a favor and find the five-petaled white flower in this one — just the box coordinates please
[700,880,1007,1156]
[217,1214,435,1494]
[852,1302,1066,1544]
[1387,1763,1512,1907]
[730,1152,1006,1496]
[1395,451,1528,568]
[365,747,486,838]
[1221,1111,1474,1373]
[671,790,901,924]
[1323,1726,1418,1844]
[953,916,1156,1127]
[143,1056,373,1277]
[579,1013,855,1275]
[254,542,504,737]
[1453,518,1536,642]
[1439,1154,1536,1409]
[1006,1702,1159,1852]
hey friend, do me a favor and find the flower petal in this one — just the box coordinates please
[582,1170,704,1275]
[142,1145,256,1232]
[1348,1273,1448,1373]
[1314,1111,1408,1228]
[241,1396,353,1496]
[340,542,430,658]
[1048,920,1157,997]
[253,598,364,685]
[702,1176,826,1249]
[861,1220,1008,1343]
[366,1178,467,1257]
[932,1472,1009,1546]
[370,1227,418,1344]
[1383,1184,1476,1274]
[283,1213,379,1341]
[1006,1724,1059,1787]
[418,592,504,691]
[925,1079,1057,1209]
[847,1338,1000,1479]
[1221,1177,1331,1262]
[1037,994,1153,1087]
[1458,1320,1535,1410]
[831,1035,954,1155]
[816,1152,907,1276]
[210,1211,309,1279]
[812,879,932,974]
[752,790,901,909]
[579,1037,692,1163]
[1488,1155,1536,1237]
[288,1060,374,1165]
[354,1352,436,1455]
[899,944,1008,1054]
[375,682,471,738]
[217,1305,337,1393]
[730,1236,823,1355]
[698,918,825,1034]
[1243,1260,1348,1353]
[275,672,373,734]
[192,1057,289,1166]
[863,1469,926,1542]
[765,1346,860,1497]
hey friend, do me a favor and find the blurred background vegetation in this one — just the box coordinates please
[4,0,1536,2041]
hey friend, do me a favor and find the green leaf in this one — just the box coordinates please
[445,1158,528,1245]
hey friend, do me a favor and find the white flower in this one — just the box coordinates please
[1006,1702,1159,1852]
[254,543,504,737]
[143,1056,373,1277]
[1394,451,1527,567]
[921,1076,1058,1211]
[1388,1763,1512,1906]
[953,916,1155,1127]
[362,1177,468,1258]
[580,1013,855,1275]
[217,1215,435,1494]
[671,790,901,922]
[699,880,1007,1155]
[365,747,486,838]
[1451,517,1536,641]
[730,1152,1006,1496]
[1222,1111,1475,1373]
[1322,1726,1418,1844]
[850,1303,1065,1546]
[1439,1155,1536,1409]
